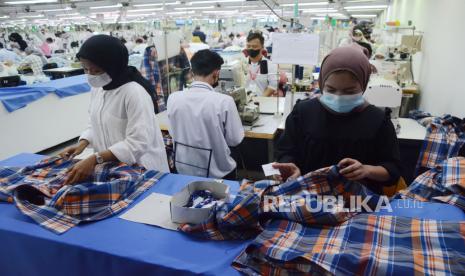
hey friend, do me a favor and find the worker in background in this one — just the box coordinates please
[274,45,401,195]
[140,45,166,112]
[132,38,147,54]
[0,42,21,63]
[18,47,45,76]
[59,35,169,185]
[39,37,54,58]
[244,32,278,97]
[8,33,28,54]
[192,26,206,43]
[167,49,244,180]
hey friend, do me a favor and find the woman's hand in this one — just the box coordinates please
[58,140,89,159]
[338,158,371,181]
[64,156,96,185]
[272,163,301,182]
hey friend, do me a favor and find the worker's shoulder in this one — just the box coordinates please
[294,97,320,110]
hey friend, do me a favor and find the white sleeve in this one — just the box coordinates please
[109,87,153,165]
[267,61,279,90]
[79,91,94,147]
[223,97,244,147]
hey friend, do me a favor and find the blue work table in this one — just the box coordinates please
[0,153,463,275]
[0,153,244,276]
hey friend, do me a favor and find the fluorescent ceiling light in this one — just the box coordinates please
[174,6,215,10]
[19,14,45,18]
[346,0,375,2]
[133,1,179,7]
[310,17,326,20]
[62,16,87,19]
[344,8,384,11]
[5,0,57,4]
[55,13,80,17]
[127,13,155,17]
[281,2,328,7]
[0,15,10,19]
[90,4,123,10]
[351,14,377,17]
[302,9,338,13]
[189,0,244,4]
[345,5,388,10]
[165,11,195,15]
[203,10,238,14]
[226,5,257,8]
[128,8,163,12]
[36,7,72,12]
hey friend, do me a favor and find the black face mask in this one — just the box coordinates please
[212,74,219,88]
[247,49,261,58]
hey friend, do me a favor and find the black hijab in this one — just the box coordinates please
[76,35,159,113]
[9,33,28,51]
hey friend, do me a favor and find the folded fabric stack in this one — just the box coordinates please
[0,156,166,234]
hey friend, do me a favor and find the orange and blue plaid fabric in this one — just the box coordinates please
[0,157,165,234]
[180,166,381,240]
[180,163,465,275]
[397,156,465,211]
[414,114,465,176]
[232,214,465,275]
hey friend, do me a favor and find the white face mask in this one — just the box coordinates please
[87,73,112,88]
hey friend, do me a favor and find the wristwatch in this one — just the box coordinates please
[94,152,104,164]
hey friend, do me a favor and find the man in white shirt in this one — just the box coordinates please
[168,49,244,180]
[245,32,278,97]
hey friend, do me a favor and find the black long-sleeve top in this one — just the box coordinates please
[276,98,402,193]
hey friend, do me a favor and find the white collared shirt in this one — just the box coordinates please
[167,81,244,178]
[80,81,169,172]
[246,56,278,96]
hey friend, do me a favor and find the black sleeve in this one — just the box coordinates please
[375,117,402,185]
[276,104,301,164]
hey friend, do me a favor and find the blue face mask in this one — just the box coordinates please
[319,91,365,113]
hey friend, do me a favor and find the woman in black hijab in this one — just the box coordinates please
[76,34,159,113]
[59,35,169,185]
[8,33,28,52]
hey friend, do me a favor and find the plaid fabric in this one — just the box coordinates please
[19,54,44,75]
[232,214,465,275]
[397,157,465,211]
[0,157,165,234]
[140,46,166,112]
[415,114,465,175]
[409,110,435,127]
[180,166,381,240]
[163,133,175,171]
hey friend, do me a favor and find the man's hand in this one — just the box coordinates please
[272,162,301,182]
[64,156,96,185]
[338,158,371,181]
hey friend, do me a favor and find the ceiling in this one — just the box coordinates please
[0,0,390,25]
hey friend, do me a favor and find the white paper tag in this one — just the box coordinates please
[262,163,281,176]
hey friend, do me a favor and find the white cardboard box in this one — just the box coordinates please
[170,181,230,224]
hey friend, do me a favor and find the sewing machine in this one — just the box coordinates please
[364,78,403,133]
[229,87,260,126]
[218,60,245,91]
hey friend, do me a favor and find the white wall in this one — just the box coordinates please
[387,0,465,118]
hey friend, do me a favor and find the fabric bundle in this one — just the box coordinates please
[185,190,222,209]
[179,164,465,275]
[0,157,166,234]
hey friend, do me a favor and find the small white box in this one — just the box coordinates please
[170,181,230,224]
